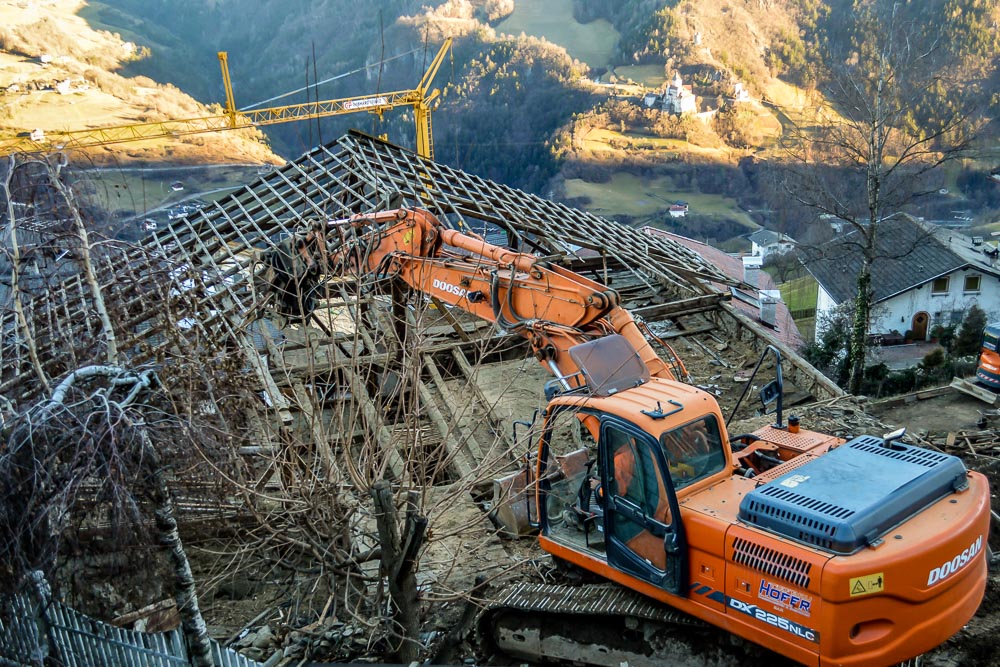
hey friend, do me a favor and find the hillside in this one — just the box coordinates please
[0,0,280,165]
[1,0,996,234]
[576,0,814,92]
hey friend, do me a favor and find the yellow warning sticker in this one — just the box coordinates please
[849,573,885,597]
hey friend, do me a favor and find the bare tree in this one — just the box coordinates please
[777,0,989,394]
[0,367,221,666]
[0,153,525,665]
[0,153,225,664]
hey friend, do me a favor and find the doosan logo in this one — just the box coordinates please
[927,535,983,586]
[432,279,467,299]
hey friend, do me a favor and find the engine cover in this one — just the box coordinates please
[738,436,969,554]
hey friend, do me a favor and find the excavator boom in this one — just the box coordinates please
[326,207,676,383]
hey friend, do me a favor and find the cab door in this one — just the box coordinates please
[601,418,686,595]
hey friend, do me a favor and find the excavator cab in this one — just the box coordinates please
[535,397,730,595]
[527,334,732,598]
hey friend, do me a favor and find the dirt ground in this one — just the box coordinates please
[870,391,992,437]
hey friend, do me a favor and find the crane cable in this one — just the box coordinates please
[239,46,426,111]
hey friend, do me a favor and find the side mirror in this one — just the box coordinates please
[727,345,783,429]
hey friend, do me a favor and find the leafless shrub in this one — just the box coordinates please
[0,155,516,663]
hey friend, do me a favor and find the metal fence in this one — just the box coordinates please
[0,573,268,667]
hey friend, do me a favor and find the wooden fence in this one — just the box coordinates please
[0,573,269,667]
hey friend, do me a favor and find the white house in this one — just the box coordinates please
[663,72,696,115]
[804,215,1000,342]
[732,81,750,102]
[748,228,795,259]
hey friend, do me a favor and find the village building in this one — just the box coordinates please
[732,81,750,102]
[663,71,697,115]
[802,215,1000,343]
[748,228,795,259]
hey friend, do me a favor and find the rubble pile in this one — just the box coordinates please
[729,395,888,439]
[234,622,379,664]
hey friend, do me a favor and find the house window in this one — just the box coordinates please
[964,275,981,293]
[931,277,950,294]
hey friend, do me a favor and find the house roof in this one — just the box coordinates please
[748,229,792,246]
[802,215,1000,304]
[642,227,805,349]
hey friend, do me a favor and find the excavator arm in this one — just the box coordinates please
[299,207,678,384]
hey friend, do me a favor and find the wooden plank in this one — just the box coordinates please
[240,334,293,425]
[950,377,1000,405]
[871,384,954,408]
[415,378,476,479]
[428,296,472,341]
[291,382,334,480]
[632,293,727,319]
[422,354,486,464]
[344,367,404,480]
[452,347,513,451]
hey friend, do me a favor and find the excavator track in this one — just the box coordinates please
[478,581,722,666]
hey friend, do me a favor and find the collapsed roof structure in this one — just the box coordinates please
[1,131,842,482]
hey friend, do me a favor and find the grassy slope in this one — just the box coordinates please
[564,171,755,225]
[496,0,618,68]
[0,0,280,166]
[610,64,668,86]
[779,274,819,312]
[76,163,266,219]
[779,274,818,340]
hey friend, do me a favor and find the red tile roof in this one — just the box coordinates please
[642,227,805,349]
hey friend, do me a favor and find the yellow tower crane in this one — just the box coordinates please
[0,38,452,159]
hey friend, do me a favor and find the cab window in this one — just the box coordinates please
[606,425,671,571]
[608,428,661,517]
[659,415,726,487]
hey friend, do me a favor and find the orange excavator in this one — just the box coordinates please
[267,207,990,666]
[976,322,1000,390]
